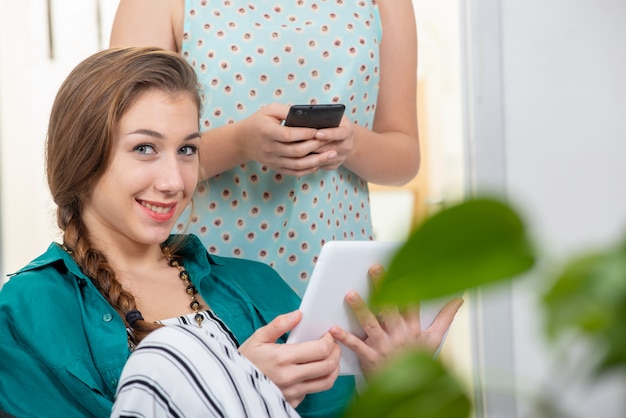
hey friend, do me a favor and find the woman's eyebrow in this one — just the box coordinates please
[127,128,163,139]
[185,132,202,141]
[127,129,201,141]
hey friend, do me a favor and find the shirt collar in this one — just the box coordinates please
[8,242,87,280]
[6,234,221,281]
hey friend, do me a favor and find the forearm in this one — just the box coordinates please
[198,122,249,180]
[343,125,420,186]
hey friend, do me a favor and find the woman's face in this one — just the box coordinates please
[82,89,200,249]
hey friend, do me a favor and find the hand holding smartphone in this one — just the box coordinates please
[284,104,345,129]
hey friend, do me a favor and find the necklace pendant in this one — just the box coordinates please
[195,313,204,328]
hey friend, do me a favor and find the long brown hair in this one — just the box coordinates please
[46,47,202,345]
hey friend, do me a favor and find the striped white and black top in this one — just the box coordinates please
[111,311,300,418]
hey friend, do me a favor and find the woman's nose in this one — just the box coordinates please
[154,156,184,193]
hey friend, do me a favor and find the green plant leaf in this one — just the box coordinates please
[372,198,535,307]
[542,244,626,374]
[343,350,471,418]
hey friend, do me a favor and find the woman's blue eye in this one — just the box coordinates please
[179,145,198,156]
[135,144,156,154]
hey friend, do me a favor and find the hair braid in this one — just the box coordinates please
[60,209,162,345]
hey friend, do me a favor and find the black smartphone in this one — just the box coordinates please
[284,104,345,129]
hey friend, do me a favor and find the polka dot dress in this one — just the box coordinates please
[179,0,381,296]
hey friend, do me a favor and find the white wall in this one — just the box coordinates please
[0,0,118,277]
[500,1,626,416]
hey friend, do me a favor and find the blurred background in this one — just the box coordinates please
[1,1,625,417]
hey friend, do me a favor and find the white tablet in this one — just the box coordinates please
[286,240,448,375]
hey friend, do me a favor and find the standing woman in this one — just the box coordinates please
[110,0,420,297]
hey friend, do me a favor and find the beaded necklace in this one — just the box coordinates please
[161,245,204,327]
[123,246,205,351]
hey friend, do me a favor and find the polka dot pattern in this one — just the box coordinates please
[180,0,381,296]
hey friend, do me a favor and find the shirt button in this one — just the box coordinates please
[110,378,118,387]
[102,313,113,322]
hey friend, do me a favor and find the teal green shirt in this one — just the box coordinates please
[0,234,354,418]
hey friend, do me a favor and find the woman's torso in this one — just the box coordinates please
[180,0,381,295]
[0,236,354,417]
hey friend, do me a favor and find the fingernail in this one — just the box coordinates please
[371,265,384,276]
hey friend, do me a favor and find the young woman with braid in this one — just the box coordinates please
[0,47,462,418]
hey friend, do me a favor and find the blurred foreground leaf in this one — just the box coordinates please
[344,350,471,418]
[372,198,535,307]
[542,239,626,374]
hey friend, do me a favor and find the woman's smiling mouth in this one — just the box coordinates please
[140,201,173,213]
[138,200,177,220]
